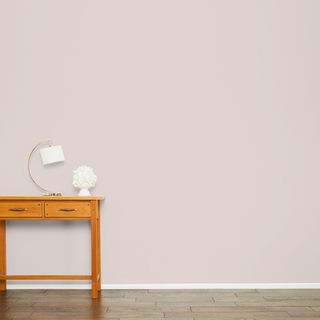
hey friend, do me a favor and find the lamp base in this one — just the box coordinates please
[43,192,62,196]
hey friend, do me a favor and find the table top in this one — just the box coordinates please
[0,195,104,201]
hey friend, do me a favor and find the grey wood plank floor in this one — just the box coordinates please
[1,289,320,319]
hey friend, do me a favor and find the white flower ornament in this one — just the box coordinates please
[73,165,97,196]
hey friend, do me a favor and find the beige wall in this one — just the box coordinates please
[1,0,320,284]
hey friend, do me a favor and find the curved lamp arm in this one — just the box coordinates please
[28,140,62,196]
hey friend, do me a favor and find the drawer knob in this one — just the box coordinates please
[59,208,77,212]
[9,208,28,212]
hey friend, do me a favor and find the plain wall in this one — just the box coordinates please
[1,0,320,284]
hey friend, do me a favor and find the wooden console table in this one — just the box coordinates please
[0,196,104,298]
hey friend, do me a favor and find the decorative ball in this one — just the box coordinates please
[73,165,97,196]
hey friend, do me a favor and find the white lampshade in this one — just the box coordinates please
[40,145,65,165]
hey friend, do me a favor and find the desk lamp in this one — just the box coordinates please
[28,140,65,196]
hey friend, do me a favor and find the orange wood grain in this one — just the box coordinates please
[0,196,104,200]
[91,200,99,298]
[0,201,43,218]
[0,221,6,290]
[97,201,101,291]
[0,275,91,280]
[0,196,103,298]
[45,201,92,218]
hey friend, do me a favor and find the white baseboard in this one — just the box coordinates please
[7,283,320,290]
[102,283,320,289]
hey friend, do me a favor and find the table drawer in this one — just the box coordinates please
[0,201,42,218]
[45,201,92,218]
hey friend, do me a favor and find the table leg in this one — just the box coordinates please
[0,221,6,291]
[97,203,101,291]
[91,203,98,298]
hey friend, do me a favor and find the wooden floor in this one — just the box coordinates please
[1,289,320,319]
